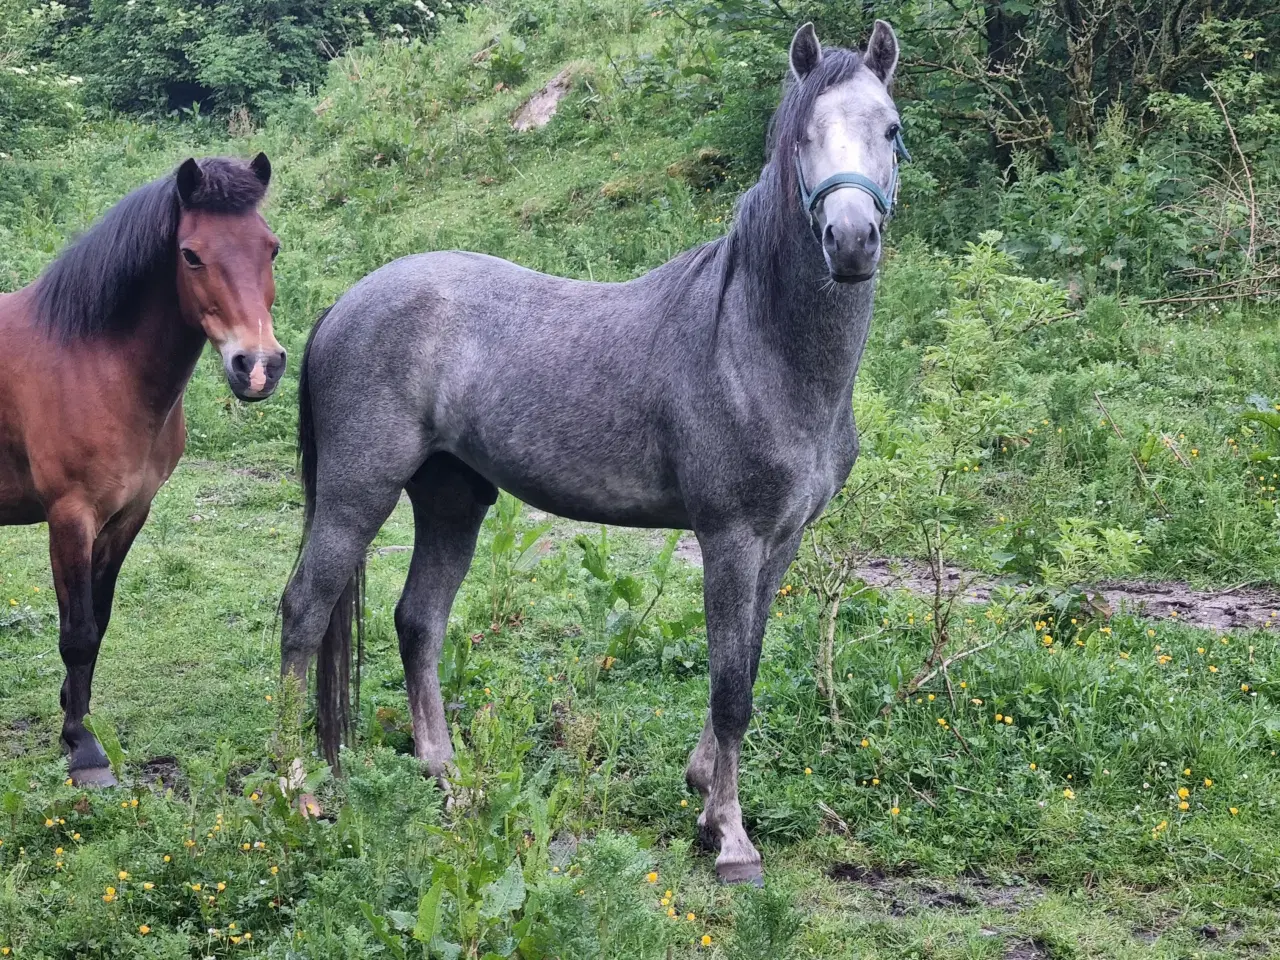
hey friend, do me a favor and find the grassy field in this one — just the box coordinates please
[3,461,1280,958]
[3,2,1280,957]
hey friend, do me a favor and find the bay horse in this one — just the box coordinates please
[282,22,904,884]
[0,155,286,787]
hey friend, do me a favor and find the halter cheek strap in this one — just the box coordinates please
[796,128,911,221]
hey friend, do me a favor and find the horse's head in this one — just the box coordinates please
[790,21,904,283]
[174,154,285,401]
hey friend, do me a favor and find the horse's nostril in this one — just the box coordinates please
[230,353,251,378]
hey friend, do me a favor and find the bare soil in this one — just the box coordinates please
[670,534,1280,632]
[511,69,574,132]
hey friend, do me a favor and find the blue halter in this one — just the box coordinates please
[795,127,911,221]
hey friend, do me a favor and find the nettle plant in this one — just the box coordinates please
[802,235,1146,719]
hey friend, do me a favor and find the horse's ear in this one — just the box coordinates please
[250,152,272,186]
[176,158,203,205]
[864,19,899,85]
[790,22,822,82]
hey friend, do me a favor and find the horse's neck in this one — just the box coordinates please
[731,217,875,410]
[123,286,207,423]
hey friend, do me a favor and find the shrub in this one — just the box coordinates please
[29,0,453,114]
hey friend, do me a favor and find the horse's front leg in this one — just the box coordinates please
[48,499,115,787]
[697,528,800,885]
[686,529,803,811]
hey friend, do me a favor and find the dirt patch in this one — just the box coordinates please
[827,862,911,887]
[670,536,1279,631]
[829,864,1044,919]
[1,716,35,757]
[511,69,573,132]
[917,883,977,909]
[232,465,283,482]
[138,755,185,795]
[1005,939,1049,960]
[963,871,1046,912]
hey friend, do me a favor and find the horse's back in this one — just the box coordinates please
[305,250,694,527]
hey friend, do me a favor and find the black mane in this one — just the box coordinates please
[34,157,268,340]
[719,46,866,311]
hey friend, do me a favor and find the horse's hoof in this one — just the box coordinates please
[716,860,764,887]
[70,766,118,788]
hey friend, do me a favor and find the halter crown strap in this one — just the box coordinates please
[796,128,911,219]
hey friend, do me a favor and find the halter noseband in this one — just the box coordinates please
[795,127,911,222]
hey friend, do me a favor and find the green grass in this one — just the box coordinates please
[2,1,1280,956]
[2,463,1279,957]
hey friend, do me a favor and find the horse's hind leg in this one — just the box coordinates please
[398,456,494,783]
[46,498,115,787]
[280,473,405,683]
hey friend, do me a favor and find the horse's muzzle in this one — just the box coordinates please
[225,348,286,401]
[823,219,880,283]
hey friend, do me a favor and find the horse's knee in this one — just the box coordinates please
[710,671,754,739]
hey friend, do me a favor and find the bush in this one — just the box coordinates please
[28,0,453,114]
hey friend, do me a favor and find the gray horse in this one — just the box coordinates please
[282,21,903,885]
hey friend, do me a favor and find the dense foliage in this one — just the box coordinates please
[3,0,451,116]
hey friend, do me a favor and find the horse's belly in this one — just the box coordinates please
[456,442,689,529]
[514,484,689,529]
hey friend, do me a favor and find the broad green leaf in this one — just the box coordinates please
[82,714,126,780]
[411,880,444,944]
[479,860,526,919]
[612,575,644,607]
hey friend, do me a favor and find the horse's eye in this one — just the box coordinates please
[181,248,203,267]
[271,244,280,260]
[886,123,901,141]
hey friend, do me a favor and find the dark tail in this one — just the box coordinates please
[295,305,365,773]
